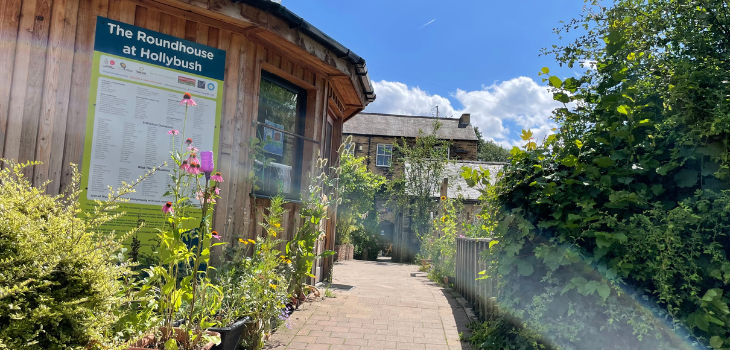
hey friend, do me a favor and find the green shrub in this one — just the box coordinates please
[0,160,142,350]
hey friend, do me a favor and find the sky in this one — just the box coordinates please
[282,0,592,148]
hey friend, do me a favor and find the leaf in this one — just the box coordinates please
[549,76,563,88]
[516,260,534,276]
[553,92,570,103]
[674,169,698,188]
[489,240,499,249]
[710,336,723,349]
[520,129,534,141]
[574,140,583,148]
[594,157,615,168]
[651,185,664,196]
[165,339,179,350]
[540,67,550,75]
[597,284,610,301]
[617,105,631,115]
[562,155,578,167]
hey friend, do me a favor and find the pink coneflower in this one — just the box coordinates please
[185,138,193,145]
[214,187,220,195]
[167,130,179,135]
[211,172,223,182]
[187,152,199,166]
[162,202,174,214]
[187,163,201,175]
[187,146,199,152]
[212,231,221,240]
[180,92,197,106]
[180,160,189,171]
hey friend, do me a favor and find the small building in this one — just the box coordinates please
[0,0,374,282]
[343,112,504,261]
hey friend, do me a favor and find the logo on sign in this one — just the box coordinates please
[197,80,206,89]
[178,76,196,87]
[120,62,126,69]
[207,83,215,91]
[110,60,115,65]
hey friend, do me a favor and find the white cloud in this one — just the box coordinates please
[365,78,562,148]
[366,80,455,117]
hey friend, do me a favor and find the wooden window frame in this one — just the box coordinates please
[376,143,393,167]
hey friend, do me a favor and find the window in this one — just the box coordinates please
[376,144,392,167]
[254,71,307,198]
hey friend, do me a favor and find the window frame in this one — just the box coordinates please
[253,71,309,199]
[375,143,393,167]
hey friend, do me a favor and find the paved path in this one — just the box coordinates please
[266,258,473,350]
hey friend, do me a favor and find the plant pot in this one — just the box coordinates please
[209,317,252,350]
[126,327,220,350]
[447,276,455,285]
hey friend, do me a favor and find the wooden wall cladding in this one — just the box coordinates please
[0,0,343,247]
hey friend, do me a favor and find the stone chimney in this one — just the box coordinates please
[458,113,470,128]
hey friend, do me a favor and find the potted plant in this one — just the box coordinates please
[210,264,255,350]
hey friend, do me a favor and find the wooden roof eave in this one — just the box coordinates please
[147,0,368,115]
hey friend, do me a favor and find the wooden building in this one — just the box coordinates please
[0,0,374,281]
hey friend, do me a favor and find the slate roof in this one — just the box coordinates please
[444,161,505,201]
[343,113,478,141]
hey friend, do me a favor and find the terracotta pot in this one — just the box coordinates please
[126,327,220,350]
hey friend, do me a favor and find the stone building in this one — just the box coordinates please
[343,112,504,261]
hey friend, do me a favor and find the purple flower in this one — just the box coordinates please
[211,172,224,182]
[162,202,174,214]
[180,92,197,106]
[167,129,179,135]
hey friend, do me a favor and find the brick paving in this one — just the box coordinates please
[265,258,472,350]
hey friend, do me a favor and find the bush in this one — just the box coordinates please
[351,227,380,261]
[0,161,140,350]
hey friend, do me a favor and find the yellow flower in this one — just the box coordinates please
[273,222,281,228]
[239,238,248,244]
[269,284,276,289]
[441,216,447,222]
[440,196,447,201]
[268,229,277,237]
[286,259,292,264]
[248,239,255,244]
[280,255,287,260]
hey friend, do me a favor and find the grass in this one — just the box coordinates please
[324,284,336,298]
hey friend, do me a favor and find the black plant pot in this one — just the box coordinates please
[209,317,252,350]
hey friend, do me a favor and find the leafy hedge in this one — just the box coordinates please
[473,1,730,349]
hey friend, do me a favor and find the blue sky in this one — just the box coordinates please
[284,0,591,147]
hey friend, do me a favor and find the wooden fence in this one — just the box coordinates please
[455,237,498,321]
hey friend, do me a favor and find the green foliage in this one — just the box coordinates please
[419,198,462,278]
[351,223,381,261]
[468,0,730,349]
[468,319,544,350]
[0,160,147,350]
[474,127,511,163]
[387,122,451,260]
[335,142,386,245]
[220,196,290,350]
[286,152,339,296]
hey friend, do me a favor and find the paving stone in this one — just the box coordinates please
[267,258,474,350]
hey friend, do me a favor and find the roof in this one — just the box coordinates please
[233,0,375,104]
[343,113,478,141]
[444,161,505,201]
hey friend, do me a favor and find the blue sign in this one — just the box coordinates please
[94,16,226,80]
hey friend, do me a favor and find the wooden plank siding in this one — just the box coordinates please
[0,0,362,270]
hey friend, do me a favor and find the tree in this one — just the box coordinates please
[474,127,511,162]
[469,0,730,349]
[387,122,451,262]
[335,146,387,246]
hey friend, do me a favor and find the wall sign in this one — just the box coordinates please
[80,17,226,254]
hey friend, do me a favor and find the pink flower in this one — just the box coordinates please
[187,152,199,167]
[212,231,221,240]
[167,130,179,135]
[180,160,189,171]
[187,163,201,175]
[214,187,220,195]
[211,172,223,182]
[162,202,174,214]
[185,138,193,145]
[459,235,465,238]
[187,146,199,152]
[180,92,197,106]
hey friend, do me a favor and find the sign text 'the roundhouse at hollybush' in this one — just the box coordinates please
[106,22,217,72]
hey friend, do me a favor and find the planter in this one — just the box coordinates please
[126,327,220,350]
[209,317,252,350]
[334,244,354,261]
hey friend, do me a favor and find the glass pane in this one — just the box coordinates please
[257,79,299,134]
[254,133,300,195]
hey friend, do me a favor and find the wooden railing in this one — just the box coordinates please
[455,237,498,321]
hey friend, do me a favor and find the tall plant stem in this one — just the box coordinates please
[187,178,211,335]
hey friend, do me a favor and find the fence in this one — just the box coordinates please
[455,237,498,321]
